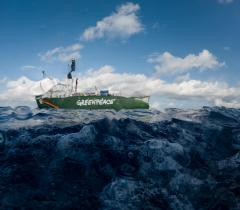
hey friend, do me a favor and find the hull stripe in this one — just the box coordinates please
[42,99,59,109]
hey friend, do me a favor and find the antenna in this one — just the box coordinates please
[71,59,76,72]
[75,78,78,93]
[42,70,46,78]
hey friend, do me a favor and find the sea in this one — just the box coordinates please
[0,106,240,210]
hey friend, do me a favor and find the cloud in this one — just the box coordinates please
[39,43,83,62]
[0,77,8,85]
[223,46,231,51]
[218,0,234,4]
[77,66,240,108]
[148,50,225,75]
[1,66,240,109]
[175,73,191,83]
[215,98,240,109]
[81,2,143,41]
[77,66,238,99]
[21,65,41,71]
[0,76,58,107]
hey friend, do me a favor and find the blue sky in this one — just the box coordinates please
[0,0,240,108]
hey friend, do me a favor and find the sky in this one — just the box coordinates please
[0,0,240,109]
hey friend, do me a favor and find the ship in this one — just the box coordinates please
[35,59,150,110]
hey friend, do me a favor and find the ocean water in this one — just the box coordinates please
[0,106,240,209]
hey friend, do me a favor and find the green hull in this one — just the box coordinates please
[36,95,149,110]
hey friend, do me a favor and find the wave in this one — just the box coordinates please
[0,106,240,209]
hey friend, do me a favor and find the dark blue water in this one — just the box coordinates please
[0,106,240,209]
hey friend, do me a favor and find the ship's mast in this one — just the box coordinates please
[67,58,76,95]
[67,58,75,79]
[75,78,78,93]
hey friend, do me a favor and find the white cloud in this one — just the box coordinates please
[21,65,41,71]
[175,73,191,83]
[215,98,240,109]
[223,46,231,51]
[0,77,8,85]
[218,0,234,4]
[39,43,83,62]
[1,66,240,109]
[0,76,58,107]
[76,66,238,100]
[148,50,224,75]
[81,2,143,41]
